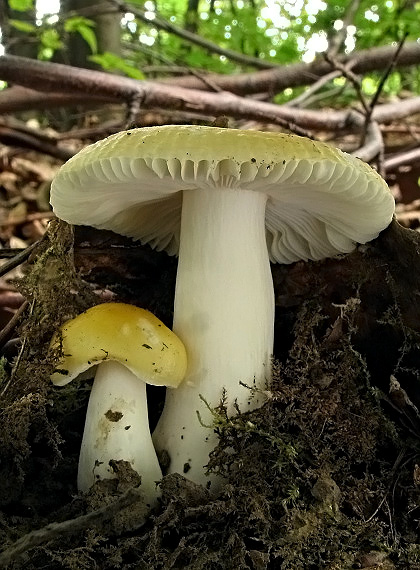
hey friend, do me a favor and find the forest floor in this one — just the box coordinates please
[0,125,420,569]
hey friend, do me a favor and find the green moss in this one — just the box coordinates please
[0,220,96,513]
[2,222,420,568]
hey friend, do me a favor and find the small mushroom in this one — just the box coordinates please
[50,302,187,505]
[50,126,395,489]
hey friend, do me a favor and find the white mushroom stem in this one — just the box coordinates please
[153,187,274,488]
[78,360,162,507]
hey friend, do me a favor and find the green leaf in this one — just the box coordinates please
[8,0,34,11]
[89,52,145,79]
[63,15,96,33]
[9,19,36,33]
[76,25,97,54]
[40,29,63,51]
[64,16,97,54]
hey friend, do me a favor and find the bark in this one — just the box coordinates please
[0,55,419,156]
[159,41,420,94]
[0,56,349,132]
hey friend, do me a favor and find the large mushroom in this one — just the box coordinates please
[50,125,395,489]
[50,302,187,504]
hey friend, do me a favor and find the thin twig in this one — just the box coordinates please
[0,248,28,259]
[324,53,369,114]
[55,119,124,140]
[112,0,278,69]
[0,125,73,161]
[347,111,384,162]
[327,0,362,58]
[364,448,407,524]
[0,299,29,348]
[361,34,408,145]
[0,240,41,278]
[381,124,420,135]
[384,146,420,172]
[368,33,408,116]
[183,67,224,92]
[0,299,34,397]
[122,40,224,91]
[125,93,144,129]
[0,212,55,228]
[285,70,342,108]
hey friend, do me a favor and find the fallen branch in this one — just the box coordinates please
[0,487,144,567]
[0,240,41,279]
[352,119,384,163]
[384,147,420,171]
[0,56,419,164]
[284,69,344,108]
[158,41,420,94]
[0,55,349,133]
[0,85,112,112]
[0,299,28,348]
[0,124,73,161]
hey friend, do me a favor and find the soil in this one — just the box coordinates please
[0,218,420,569]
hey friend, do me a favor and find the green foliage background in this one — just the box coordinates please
[2,0,420,98]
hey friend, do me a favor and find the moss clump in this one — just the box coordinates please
[2,221,420,568]
[125,298,415,569]
[0,220,96,521]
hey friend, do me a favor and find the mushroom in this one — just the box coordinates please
[50,125,395,489]
[50,302,187,504]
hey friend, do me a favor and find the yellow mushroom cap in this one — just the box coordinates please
[50,303,187,388]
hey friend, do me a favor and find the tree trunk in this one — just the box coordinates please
[61,0,121,69]
[0,0,38,59]
[184,0,200,33]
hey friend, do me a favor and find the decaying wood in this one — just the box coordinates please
[159,40,420,93]
[0,487,145,567]
[1,55,420,166]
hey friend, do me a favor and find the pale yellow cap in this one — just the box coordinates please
[50,303,187,388]
[50,125,395,263]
